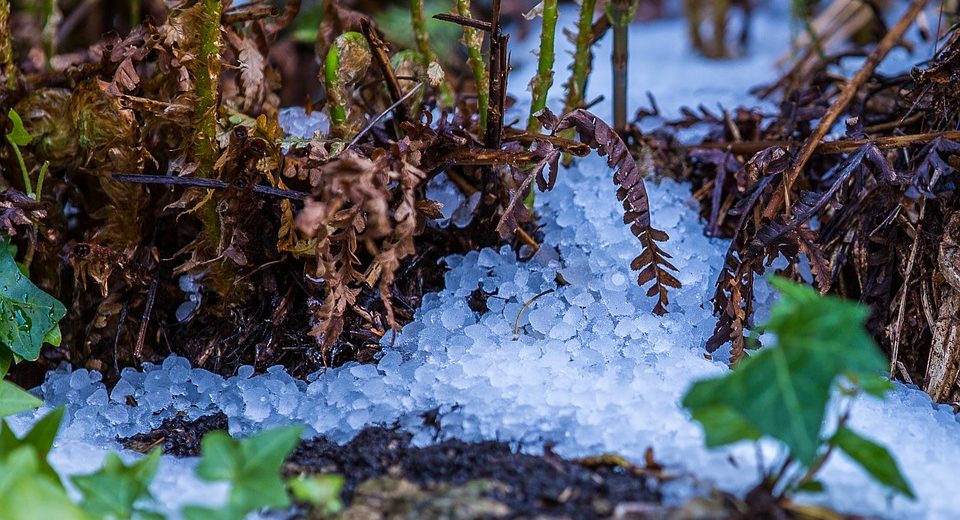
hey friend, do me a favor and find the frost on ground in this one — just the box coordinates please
[14,3,960,519]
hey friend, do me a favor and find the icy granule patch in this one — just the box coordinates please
[31,153,960,518]
[19,2,960,518]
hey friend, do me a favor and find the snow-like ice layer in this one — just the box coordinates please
[18,2,959,519]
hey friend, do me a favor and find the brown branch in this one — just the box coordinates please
[433,13,491,32]
[111,173,308,200]
[692,129,960,156]
[503,128,592,156]
[222,5,278,25]
[484,0,507,149]
[763,0,927,221]
[360,19,410,126]
[441,148,543,166]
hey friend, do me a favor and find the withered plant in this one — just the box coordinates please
[0,0,679,381]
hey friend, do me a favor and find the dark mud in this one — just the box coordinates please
[122,416,661,519]
[284,427,661,519]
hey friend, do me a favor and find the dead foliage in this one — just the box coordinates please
[649,5,960,402]
[0,0,678,383]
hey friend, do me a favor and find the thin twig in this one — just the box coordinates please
[890,198,926,377]
[111,173,309,200]
[433,12,492,32]
[346,82,424,150]
[691,129,960,156]
[763,0,928,221]
[133,276,159,360]
[361,19,409,127]
[514,289,555,335]
[516,227,540,252]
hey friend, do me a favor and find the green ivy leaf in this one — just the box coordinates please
[187,425,303,518]
[288,474,345,515]
[831,426,915,499]
[5,109,32,147]
[0,407,65,485]
[0,347,11,378]
[682,278,891,465]
[0,240,67,361]
[0,379,42,417]
[72,449,163,520]
[796,480,826,494]
[0,446,92,520]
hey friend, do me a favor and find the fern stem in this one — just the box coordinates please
[0,0,15,90]
[130,0,140,26]
[411,0,431,67]
[324,32,371,139]
[527,0,558,134]
[192,0,224,249]
[563,0,596,115]
[457,0,488,136]
[609,0,634,132]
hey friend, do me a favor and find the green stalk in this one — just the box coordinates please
[323,32,371,139]
[457,0,488,136]
[562,0,597,116]
[410,0,453,108]
[608,0,634,132]
[411,0,431,68]
[0,0,15,90]
[325,47,346,126]
[526,0,558,134]
[192,0,224,256]
[40,0,58,70]
[130,0,140,26]
[8,141,31,195]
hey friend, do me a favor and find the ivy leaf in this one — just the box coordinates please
[72,449,163,520]
[831,427,915,499]
[0,379,42,417]
[0,240,67,361]
[0,407,66,484]
[796,480,825,494]
[5,109,32,147]
[288,474,345,515]
[0,446,92,520]
[682,277,890,465]
[186,426,303,518]
[0,347,12,377]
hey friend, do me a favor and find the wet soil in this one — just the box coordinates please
[285,428,661,519]
[121,416,661,519]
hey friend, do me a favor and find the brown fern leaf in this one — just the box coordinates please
[496,140,560,238]
[546,108,681,315]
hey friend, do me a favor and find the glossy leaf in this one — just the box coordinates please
[5,109,32,147]
[683,278,890,465]
[186,425,303,518]
[0,241,67,361]
[0,380,42,417]
[288,474,345,515]
[832,426,915,499]
[0,407,66,484]
[0,447,92,520]
[72,449,163,519]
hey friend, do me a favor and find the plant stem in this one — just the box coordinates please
[323,32,371,139]
[527,0,558,134]
[35,161,48,200]
[40,0,59,70]
[192,0,224,251]
[411,0,431,67]
[563,0,597,116]
[325,46,346,126]
[130,0,140,26]
[608,0,633,132]
[457,0,488,136]
[5,137,32,196]
[0,0,15,90]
